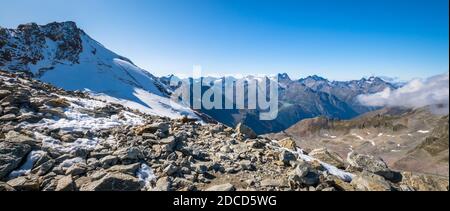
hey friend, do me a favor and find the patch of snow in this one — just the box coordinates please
[270,140,354,182]
[417,130,430,134]
[32,33,199,120]
[36,132,99,154]
[20,96,144,133]
[369,140,376,146]
[378,133,383,137]
[92,89,200,120]
[8,150,46,179]
[59,157,85,168]
[352,133,365,141]
[136,163,157,189]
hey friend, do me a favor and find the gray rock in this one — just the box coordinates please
[260,179,288,188]
[17,113,43,123]
[279,150,297,165]
[351,171,392,191]
[6,176,40,191]
[35,160,55,176]
[4,131,36,145]
[60,134,76,142]
[108,163,141,175]
[154,177,171,191]
[163,163,179,176]
[289,161,320,186]
[100,155,119,168]
[65,163,87,176]
[235,123,257,139]
[55,175,75,191]
[0,142,31,179]
[347,152,395,181]
[115,147,143,162]
[0,90,12,99]
[240,160,256,171]
[309,148,346,169]
[80,173,141,191]
[0,113,16,121]
[135,122,170,135]
[3,106,19,114]
[158,136,178,152]
[0,181,15,191]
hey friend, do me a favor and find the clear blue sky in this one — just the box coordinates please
[1,0,448,80]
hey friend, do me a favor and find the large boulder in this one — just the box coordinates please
[6,176,40,191]
[0,181,15,191]
[279,150,297,165]
[107,163,141,175]
[289,161,320,186]
[55,175,76,191]
[80,173,141,191]
[0,142,31,179]
[278,137,297,150]
[351,171,392,191]
[309,148,346,169]
[347,152,396,181]
[0,90,12,100]
[154,176,171,191]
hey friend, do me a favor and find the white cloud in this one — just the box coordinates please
[357,73,449,114]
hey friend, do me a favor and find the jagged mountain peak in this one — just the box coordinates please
[301,75,329,82]
[278,73,291,80]
[0,21,198,119]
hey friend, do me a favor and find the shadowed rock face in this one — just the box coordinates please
[0,22,83,72]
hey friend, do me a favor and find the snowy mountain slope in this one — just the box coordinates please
[0,22,197,119]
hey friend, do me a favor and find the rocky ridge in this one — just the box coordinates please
[0,70,447,191]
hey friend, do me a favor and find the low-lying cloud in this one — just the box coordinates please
[357,73,449,114]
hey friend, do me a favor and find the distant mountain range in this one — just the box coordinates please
[1,21,397,134]
[160,73,396,134]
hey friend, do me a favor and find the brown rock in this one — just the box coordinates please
[278,137,297,150]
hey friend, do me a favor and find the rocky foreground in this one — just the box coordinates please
[0,70,448,191]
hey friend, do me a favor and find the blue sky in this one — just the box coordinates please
[1,0,448,80]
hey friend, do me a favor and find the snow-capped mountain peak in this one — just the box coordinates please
[0,22,198,119]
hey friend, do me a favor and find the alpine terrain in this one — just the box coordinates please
[0,22,448,191]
